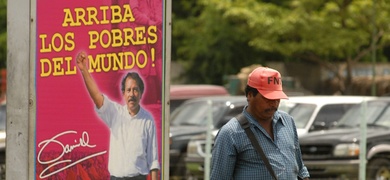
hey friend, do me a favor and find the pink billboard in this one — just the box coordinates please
[35,0,166,179]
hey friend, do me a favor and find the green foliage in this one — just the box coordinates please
[172,0,277,84]
[172,0,390,86]
[223,0,390,62]
[0,0,6,69]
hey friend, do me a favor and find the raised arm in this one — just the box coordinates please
[76,51,104,109]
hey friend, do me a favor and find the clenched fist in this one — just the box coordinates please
[76,51,88,72]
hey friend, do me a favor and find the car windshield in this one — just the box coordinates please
[170,100,227,127]
[288,103,316,128]
[336,101,390,128]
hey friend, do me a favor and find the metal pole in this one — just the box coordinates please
[359,99,367,180]
[204,100,213,180]
[7,0,31,179]
[371,0,377,96]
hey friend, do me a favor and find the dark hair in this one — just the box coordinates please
[245,85,259,97]
[121,72,145,94]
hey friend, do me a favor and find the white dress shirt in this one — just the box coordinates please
[96,95,160,177]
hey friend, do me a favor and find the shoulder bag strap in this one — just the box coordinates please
[236,113,278,180]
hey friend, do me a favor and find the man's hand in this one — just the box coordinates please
[150,169,158,180]
[76,51,88,72]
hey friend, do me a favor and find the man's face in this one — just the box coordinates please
[122,77,142,113]
[249,92,280,121]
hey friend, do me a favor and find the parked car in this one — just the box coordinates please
[280,96,376,136]
[184,95,375,179]
[170,84,229,113]
[169,96,247,179]
[299,97,390,179]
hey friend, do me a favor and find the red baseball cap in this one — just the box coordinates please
[247,67,288,100]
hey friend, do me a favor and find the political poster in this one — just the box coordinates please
[35,0,167,179]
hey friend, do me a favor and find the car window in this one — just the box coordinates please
[337,101,387,127]
[289,104,316,128]
[214,105,245,129]
[170,101,226,127]
[170,99,186,114]
[312,104,354,128]
[374,106,390,127]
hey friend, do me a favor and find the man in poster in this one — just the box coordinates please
[76,51,160,180]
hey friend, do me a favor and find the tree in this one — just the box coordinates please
[172,0,390,94]
[227,0,390,94]
[172,0,281,85]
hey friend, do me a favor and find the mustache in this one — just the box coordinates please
[265,107,277,113]
[128,97,137,102]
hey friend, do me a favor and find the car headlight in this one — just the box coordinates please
[333,143,360,157]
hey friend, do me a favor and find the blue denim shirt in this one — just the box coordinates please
[211,107,310,180]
